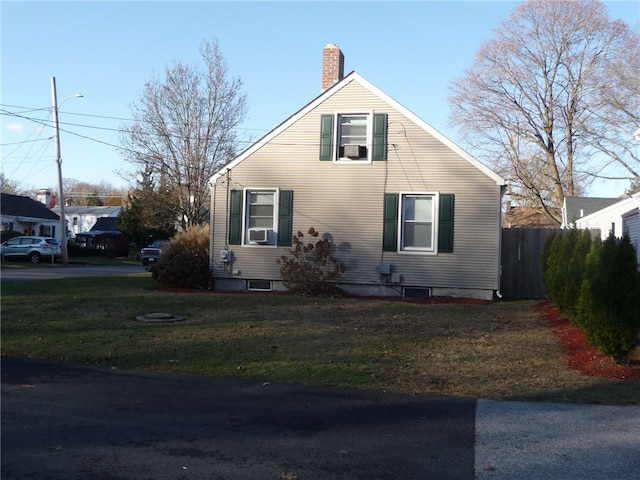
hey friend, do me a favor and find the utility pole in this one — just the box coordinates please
[51,77,82,265]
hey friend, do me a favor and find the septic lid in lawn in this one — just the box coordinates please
[136,312,184,323]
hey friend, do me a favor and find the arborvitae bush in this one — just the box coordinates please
[542,229,591,317]
[277,227,346,296]
[562,229,592,318]
[542,232,565,307]
[576,234,640,365]
[152,226,210,289]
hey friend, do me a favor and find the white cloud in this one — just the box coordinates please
[6,123,25,133]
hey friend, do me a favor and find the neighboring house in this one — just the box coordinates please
[622,206,639,266]
[573,193,640,265]
[51,205,122,240]
[1,192,61,240]
[561,196,620,230]
[207,45,506,300]
[503,204,560,228]
[572,194,640,241]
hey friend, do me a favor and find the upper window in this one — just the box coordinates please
[338,114,369,160]
[320,113,387,162]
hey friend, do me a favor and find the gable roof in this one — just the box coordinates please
[1,192,60,221]
[562,196,622,227]
[574,193,640,225]
[211,71,504,186]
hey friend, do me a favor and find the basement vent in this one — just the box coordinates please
[403,287,432,299]
[247,279,272,291]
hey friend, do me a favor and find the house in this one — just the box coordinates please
[571,194,639,240]
[572,193,640,265]
[1,192,61,240]
[503,204,561,228]
[51,205,123,240]
[208,44,506,300]
[561,196,620,230]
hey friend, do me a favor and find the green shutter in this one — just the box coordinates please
[438,194,455,253]
[319,114,334,161]
[278,190,293,247]
[372,113,387,161]
[383,193,399,251]
[228,189,243,245]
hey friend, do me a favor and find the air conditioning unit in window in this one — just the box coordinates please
[343,144,362,158]
[248,228,270,244]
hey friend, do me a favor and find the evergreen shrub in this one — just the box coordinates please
[576,234,640,365]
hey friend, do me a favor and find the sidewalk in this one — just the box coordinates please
[475,400,640,480]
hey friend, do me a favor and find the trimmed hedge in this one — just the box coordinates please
[542,231,640,365]
[152,226,210,289]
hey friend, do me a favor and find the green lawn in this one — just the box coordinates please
[2,275,638,405]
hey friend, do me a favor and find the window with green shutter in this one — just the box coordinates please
[383,193,399,251]
[228,190,243,245]
[438,194,455,253]
[228,189,294,247]
[320,112,388,162]
[383,192,455,254]
[319,114,334,161]
[277,190,293,246]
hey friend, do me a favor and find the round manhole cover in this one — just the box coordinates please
[136,312,184,323]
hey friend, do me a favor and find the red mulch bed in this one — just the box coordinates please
[535,300,640,379]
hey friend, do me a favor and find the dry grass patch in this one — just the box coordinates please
[2,276,638,405]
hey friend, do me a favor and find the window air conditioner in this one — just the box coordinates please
[343,144,362,158]
[248,228,270,243]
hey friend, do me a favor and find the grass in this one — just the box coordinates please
[2,275,638,405]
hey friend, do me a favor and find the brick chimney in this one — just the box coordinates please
[322,43,344,91]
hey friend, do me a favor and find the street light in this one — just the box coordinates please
[51,76,83,266]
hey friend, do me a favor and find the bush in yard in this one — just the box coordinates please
[561,229,592,318]
[576,234,640,365]
[541,229,591,317]
[542,232,566,308]
[152,226,210,289]
[277,227,346,296]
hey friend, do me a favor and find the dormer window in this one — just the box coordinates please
[320,112,387,162]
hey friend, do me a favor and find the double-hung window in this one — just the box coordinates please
[401,194,435,251]
[320,112,387,162]
[228,189,293,247]
[338,114,368,160]
[383,192,455,254]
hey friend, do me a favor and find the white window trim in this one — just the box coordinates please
[334,111,374,163]
[398,191,439,255]
[241,187,279,247]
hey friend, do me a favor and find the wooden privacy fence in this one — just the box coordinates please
[500,228,562,299]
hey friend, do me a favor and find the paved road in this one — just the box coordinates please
[0,264,146,284]
[1,357,475,480]
[3,358,639,480]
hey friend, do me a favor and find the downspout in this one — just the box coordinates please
[208,180,216,289]
[495,183,507,299]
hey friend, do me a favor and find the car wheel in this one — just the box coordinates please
[29,251,41,264]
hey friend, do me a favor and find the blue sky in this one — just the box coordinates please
[2,0,638,197]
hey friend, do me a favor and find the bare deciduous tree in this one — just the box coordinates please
[119,39,247,228]
[449,0,640,223]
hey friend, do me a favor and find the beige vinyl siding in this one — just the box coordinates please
[211,81,501,293]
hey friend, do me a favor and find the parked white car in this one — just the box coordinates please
[0,236,62,264]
